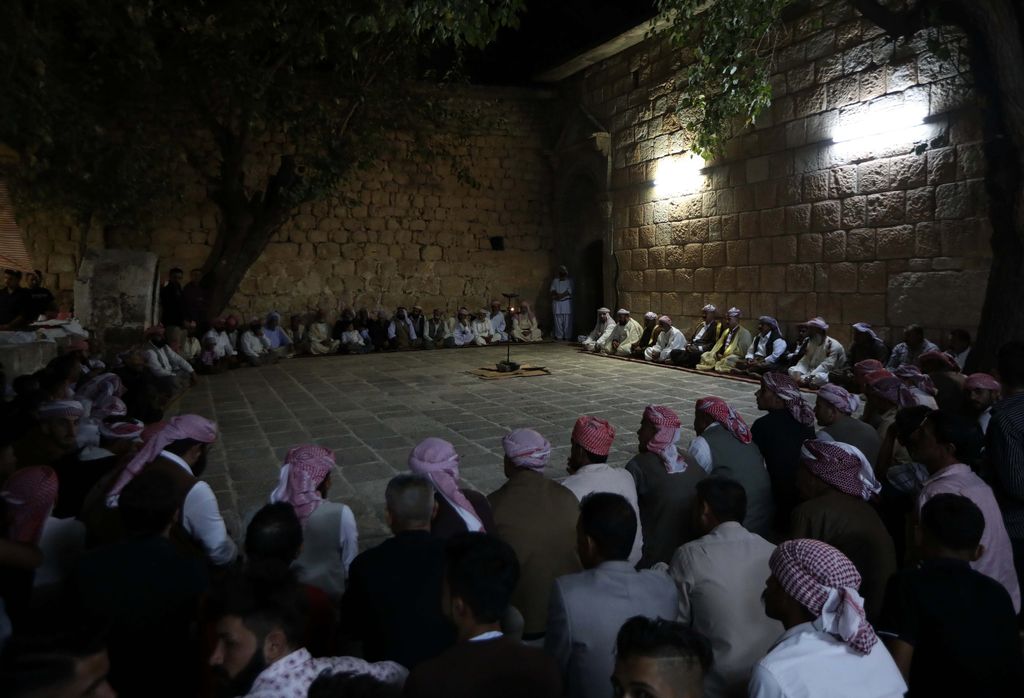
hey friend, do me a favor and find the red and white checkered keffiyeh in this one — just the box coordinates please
[965,372,1001,391]
[572,415,616,456]
[761,373,815,427]
[695,397,752,444]
[918,350,959,373]
[92,395,128,420]
[270,444,336,526]
[770,539,878,654]
[502,428,551,472]
[1,466,59,544]
[800,439,881,500]
[816,384,859,415]
[99,419,145,441]
[642,405,684,473]
[893,365,937,396]
[853,359,884,386]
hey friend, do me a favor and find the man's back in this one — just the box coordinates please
[703,425,775,538]
[404,636,561,698]
[822,415,883,467]
[488,472,581,636]
[561,463,643,565]
[878,558,1024,697]
[670,522,782,698]
[340,530,454,669]
[546,561,678,698]
[752,409,815,526]
[625,451,705,567]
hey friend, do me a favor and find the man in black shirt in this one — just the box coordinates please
[878,493,1023,696]
[159,267,185,328]
[24,269,55,322]
[0,269,29,329]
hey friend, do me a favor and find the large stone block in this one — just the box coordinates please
[703,242,727,267]
[786,204,812,234]
[811,200,841,231]
[866,191,905,226]
[888,270,988,327]
[842,293,886,324]
[877,225,915,258]
[786,264,815,292]
[858,261,887,292]
[773,236,798,263]
[842,196,867,228]
[935,182,970,219]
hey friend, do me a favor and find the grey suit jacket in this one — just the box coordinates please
[545,560,679,698]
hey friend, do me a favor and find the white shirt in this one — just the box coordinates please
[688,423,720,474]
[340,330,364,346]
[453,320,475,346]
[979,406,992,435]
[240,330,271,358]
[203,329,237,359]
[490,311,507,337]
[387,316,417,340]
[655,326,686,357]
[144,343,194,377]
[792,336,846,376]
[748,623,906,698]
[583,317,615,345]
[550,277,573,313]
[36,516,86,588]
[471,318,494,340]
[160,450,237,565]
[746,334,788,364]
[561,463,644,566]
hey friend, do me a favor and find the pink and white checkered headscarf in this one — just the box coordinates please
[695,397,752,444]
[893,365,937,396]
[92,395,128,420]
[642,405,684,472]
[37,400,85,420]
[853,360,885,386]
[816,384,860,415]
[502,429,551,472]
[106,415,218,505]
[99,419,145,441]
[0,466,59,544]
[800,439,881,500]
[572,416,616,456]
[409,438,485,531]
[270,445,336,526]
[866,374,919,408]
[770,539,878,654]
[965,373,1001,391]
[918,350,959,373]
[76,373,125,402]
[761,373,815,427]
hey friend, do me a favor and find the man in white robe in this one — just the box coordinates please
[605,309,643,356]
[789,317,846,388]
[549,265,573,340]
[644,316,686,363]
[489,300,508,341]
[452,308,475,347]
[203,318,237,365]
[240,318,276,366]
[471,309,497,345]
[579,307,615,351]
[308,310,340,355]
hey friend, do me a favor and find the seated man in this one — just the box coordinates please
[487,429,581,640]
[671,304,721,368]
[404,533,562,698]
[143,324,196,393]
[696,307,751,373]
[203,317,238,368]
[452,308,476,347]
[240,318,276,367]
[387,307,418,350]
[308,310,341,355]
[545,493,678,698]
[579,307,615,352]
[626,405,705,567]
[561,416,643,566]
[611,617,712,698]
[208,571,407,697]
[878,494,1024,695]
[179,321,201,365]
[471,308,497,345]
[829,322,888,388]
[644,315,685,363]
[409,306,427,345]
[262,311,293,359]
[340,475,455,669]
[630,311,661,358]
[964,372,1000,435]
[886,323,939,370]
[424,308,454,349]
[788,317,846,387]
[815,384,882,466]
[733,315,787,375]
[489,300,508,342]
[750,539,907,697]
[510,302,542,343]
[336,319,369,354]
[284,314,307,353]
[945,328,972,370]
[605,308,643,356]
[669,477,782,697]
[777,323,810,371]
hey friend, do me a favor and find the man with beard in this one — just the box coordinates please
[579,307,615,352]
[104,415,237,566]
[887,324,939,370]
[452,307,476,347]
[696,307,751,373]
[208,571,406,697]
[472,308,498,346]
[631,311,661,359]
[830,323,890,389]
[489,300,508,342]
[142,324,196,394]
[410,305,428,346]
[644,316,686,363]
[605,309,643,356]
[387,306,419,350]
[424,308,453,349]
[734,316,787,376]
[965,373,1001,436]
[788,317,846,388]
[672,304,722,368]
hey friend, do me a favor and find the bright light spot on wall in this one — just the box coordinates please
[655,153,706,197]
[831,103,929,150]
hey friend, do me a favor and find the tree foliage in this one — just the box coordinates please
[0,0,524,315]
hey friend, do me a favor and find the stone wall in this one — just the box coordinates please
[562,0,990,345]
[22,87,559,323]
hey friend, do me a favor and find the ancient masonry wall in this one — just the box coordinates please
[22,87,559,322]
[564,0,990,345]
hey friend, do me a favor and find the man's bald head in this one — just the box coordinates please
[612,616,712,698]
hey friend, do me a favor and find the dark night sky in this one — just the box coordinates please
[464,0,658,84]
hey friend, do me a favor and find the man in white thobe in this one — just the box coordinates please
[644,316,686,363]
[789,316,846,387]
[471,309,497,345]
[489,299,508,341]
[579,307,615,351]
[452,308,475,347]
[143,325,196,393]
[605,309,643,356]
[308,310,340,355]
[240,319,275,366]
[549,265,573,340]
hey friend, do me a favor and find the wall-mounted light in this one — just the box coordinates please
[655,152,706,197]
[830,103,929,150]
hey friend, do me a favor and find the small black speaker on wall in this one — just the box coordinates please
[489,236,505,251]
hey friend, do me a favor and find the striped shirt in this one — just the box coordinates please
[986,393,1024,539]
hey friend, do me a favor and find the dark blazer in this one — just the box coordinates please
[339,530,455,669]
[431,490,496,539]
[403,636,561,698]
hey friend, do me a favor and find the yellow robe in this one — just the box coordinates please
[697,325,753,372]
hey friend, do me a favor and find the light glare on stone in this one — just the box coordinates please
[655,153,705,197]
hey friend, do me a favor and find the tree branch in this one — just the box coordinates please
[850,0,931,38]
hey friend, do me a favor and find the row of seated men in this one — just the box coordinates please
[578,304,971,386]
[2,342,1022,696]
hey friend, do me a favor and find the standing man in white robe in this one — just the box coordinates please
[579,307,615,351]
[644,316,686,363]
[549,265,573,341]
[606,309,643,356]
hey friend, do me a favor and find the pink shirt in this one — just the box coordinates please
[918,463,1021,612]
[244,648,407,697]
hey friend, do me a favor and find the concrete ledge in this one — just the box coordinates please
[0,340,58,383]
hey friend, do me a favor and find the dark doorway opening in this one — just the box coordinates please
[576,239,604,337]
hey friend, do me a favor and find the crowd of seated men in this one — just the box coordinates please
[1,314,1022,697]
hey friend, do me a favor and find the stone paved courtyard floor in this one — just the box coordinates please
[176,343,769,551]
